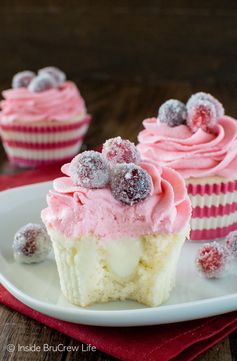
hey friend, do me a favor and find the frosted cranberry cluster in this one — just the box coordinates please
[195,230,237,279]
[158,92,224,133]
[12,66,66,93]
[69,136,152,206]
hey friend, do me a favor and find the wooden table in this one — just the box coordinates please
[0,79,236,360]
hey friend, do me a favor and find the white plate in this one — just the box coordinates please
[0,182,237,327]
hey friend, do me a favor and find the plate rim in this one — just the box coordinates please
[1,269,237,327]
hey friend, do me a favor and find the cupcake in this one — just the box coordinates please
[0,67,91,167]
[137,92,237,241]
[41,137,191,307]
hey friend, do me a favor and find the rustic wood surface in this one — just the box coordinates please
[1,2,237,84]
[1,79,237,360]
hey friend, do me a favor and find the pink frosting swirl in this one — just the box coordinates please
[41,161,191,241]
[138,116,237,179]
[0,81,87,123]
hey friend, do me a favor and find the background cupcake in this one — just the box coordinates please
[137,92,237,241]
[0,66,91,167]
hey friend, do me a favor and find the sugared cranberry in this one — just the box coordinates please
[13,223,52,264]
[38,66,66,85]
[225,231,237,258]
[28,73,57,92]
[12,71,36,89]
[70,151,110,188]
[102,137,140,166]
[158,99,187,127]
[110,163,152,205]
[196,242,230,279]
[187,99,217,133]
[187,92,224,119]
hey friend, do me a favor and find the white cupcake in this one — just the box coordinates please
[42,138,191,307]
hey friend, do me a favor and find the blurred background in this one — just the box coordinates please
[1,1,237,167]
[1,1,237,84]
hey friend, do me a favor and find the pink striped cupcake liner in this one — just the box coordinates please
[0,115,91,167]
[186,177,237,241]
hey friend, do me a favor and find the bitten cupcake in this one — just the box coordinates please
[137,92,237,241]
[0,67,91,167]
[41,137,191,307]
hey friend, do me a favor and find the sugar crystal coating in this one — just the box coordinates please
[195,242,230,279]
[102,137,141,165]
[13,223,52,264]
[110,163,152,205]
[187,92,224,119]
[158,99,187,127]
[28,73,57,93]
[38,66,66,84]
[187,99,217,133]
[12,71,36,89]
[225,231,237,258]
[70,151,110,188]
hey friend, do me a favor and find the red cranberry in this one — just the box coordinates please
[12,71,36,89]
[187,92,224,119]
[187,99,217,133]
[226,231,237,258]
[110,163,152,205]
[13,223,51,264]
[196,242,230,279]
[158,99,187,127]
[38,66,66,84]
[28,73,57,92]
[102,137,140,166]
[70,151,110,188]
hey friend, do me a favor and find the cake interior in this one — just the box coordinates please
[47,225,189,307]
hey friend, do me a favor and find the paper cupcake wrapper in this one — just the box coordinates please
[187,178,237,241]
[0,115,91,167]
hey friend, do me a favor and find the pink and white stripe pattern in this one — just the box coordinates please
[187,177,237,241]
[0,115,91,167]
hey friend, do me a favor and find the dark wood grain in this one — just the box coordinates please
[0,2,237,84]
[0,79,237,360]
[0,305,117,361]
[195,338,232,361]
